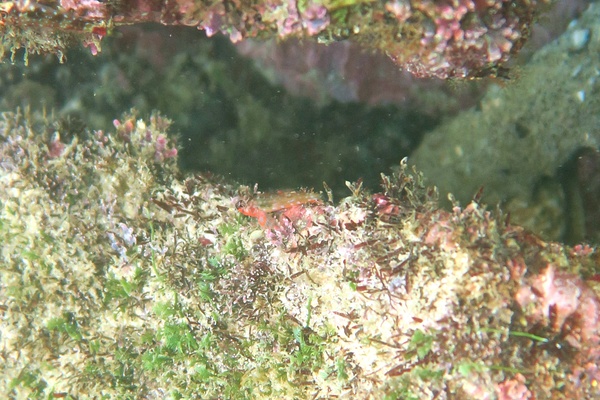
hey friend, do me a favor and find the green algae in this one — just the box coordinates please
[0,108,599,398]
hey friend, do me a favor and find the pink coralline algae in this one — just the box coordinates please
[408,0,520,77]
[1,0,552,78]
[496,373,532,400]
[516,263,600,395]
[59,0,106,19]
[516,265,600,345]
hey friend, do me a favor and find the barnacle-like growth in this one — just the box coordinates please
[1,109,598,398]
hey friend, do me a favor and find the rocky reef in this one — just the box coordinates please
[1,109,599,398]
[2,0,600,398]
[409,3,600,244]
[1,0,552,78]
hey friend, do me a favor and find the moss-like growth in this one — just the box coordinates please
[1,109,599,398]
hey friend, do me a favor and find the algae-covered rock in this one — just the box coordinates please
[410,3,600,244]
[0,0,552,79]
[1,109,599,398]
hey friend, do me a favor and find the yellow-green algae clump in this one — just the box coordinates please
[1,109,599,399]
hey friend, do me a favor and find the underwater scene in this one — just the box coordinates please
[1,0,599,398]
